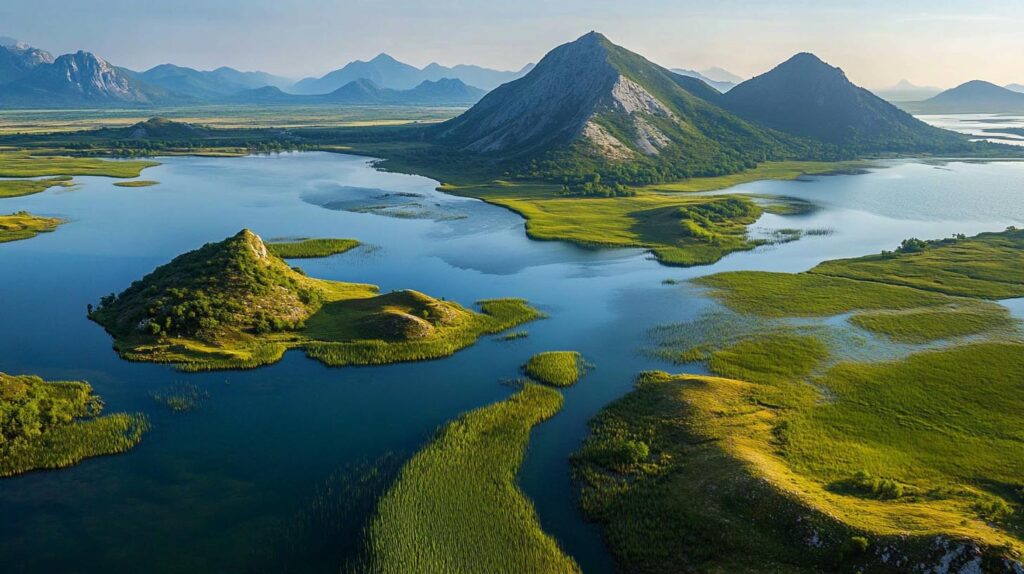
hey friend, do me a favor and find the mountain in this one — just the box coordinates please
[912,80,1024,113]
[0,51,175,107]
[420,62,534,91]
[1008,84,1024,94]
[671,68,736,92]
[0,40,54,85]
[874,79,942,102]
[95,117,211,139]
[292,53,423,93]
[290,53,530,94]
[224,77,484,106]
[129,64,290,99]
[722,53,964,151]
[700,66,744,84]
[430,32,801,182]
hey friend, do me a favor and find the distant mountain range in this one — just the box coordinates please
[670,69,738,92]
[0,38,515,108]
[906,80,1024,114]
[290,53,533,94]
[430,33,968,182]
[1008,84,1024,94]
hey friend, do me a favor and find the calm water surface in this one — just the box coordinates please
[1,153,1022,573]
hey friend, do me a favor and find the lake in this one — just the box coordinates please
[1,152,1022,573]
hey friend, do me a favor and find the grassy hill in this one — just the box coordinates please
[91,230,541,370]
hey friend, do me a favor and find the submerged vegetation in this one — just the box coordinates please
[523,351,586,387]
[151,382,210,413]
[1,372,148,477]
[0,211,64,243]
[267,238,360,259]
[362,383,578,573]
[91,230,540,370]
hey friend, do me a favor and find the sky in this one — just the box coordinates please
[2,0,1023,88]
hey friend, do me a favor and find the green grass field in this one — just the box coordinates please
[363,383,579,573]
[0,175,74,198]
[640,160,872,193]
[849,302,1016,343]
[442,181,767,266]
[1,372,149,477]
[523,351,586,387]
[267,238,360,258]
[0,211,64,243]
[113,180,159,188]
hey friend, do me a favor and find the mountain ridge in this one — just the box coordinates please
[911,80,1024,113]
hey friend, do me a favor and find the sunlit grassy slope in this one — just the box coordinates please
[0,211,63,243]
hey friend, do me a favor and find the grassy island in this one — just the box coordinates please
[267,238,360,258]
[90,229,541,370]
[0,152,158,178]
[581,228,1024,572]
[523,351,586,387]
[113,180,159,188]
[0,211,64,243]
[1,372,148,477]
[362,382,579,573]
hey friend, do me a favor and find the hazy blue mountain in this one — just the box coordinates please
[130,64,290,99]
[670,68,736,92]
[722,53,963,150]
[1007,83,1024,94]
[431,32,798,179]
[912,80,1024,113]
[0,51,177,107]
[700,66,744,84]
[291,53,530,94]
[0,40,54,85]
[874,79,943,102]
[291,53,423,93]
[224,77,484,106]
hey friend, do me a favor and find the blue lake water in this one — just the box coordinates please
[1,153,1022,573]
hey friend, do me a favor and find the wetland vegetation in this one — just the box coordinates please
[0,372,148,477]
[0,175,73,198]
[113,180,159,188]
[0,211,63,243]
[523,351,586,387]
[267,238,360,259]
[362,382,579,573]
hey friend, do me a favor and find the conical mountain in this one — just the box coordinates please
[917,80,1024,113]
[431,32,798,180]
[722,53,963,150]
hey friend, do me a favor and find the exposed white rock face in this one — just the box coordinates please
[609,76,674,117]
[632,116,671,155]
[582,120,634,160]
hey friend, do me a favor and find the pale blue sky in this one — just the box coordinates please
[2,0,1022,87]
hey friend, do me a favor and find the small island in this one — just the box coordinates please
[90,229,542,371]
[0,211,64,243]
[266,237,360,258]
[1,372,148,477]
[523,351,586,387]
[113,180,159,188]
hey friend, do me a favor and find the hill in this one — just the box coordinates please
[430,31,804,185]
[291,53,528,94]
[91,229,540,370]
[911,80,1024,113]
[100,117,211,139]
[0,51,176,107]
[722,53,966,151]
[224,78,485,106]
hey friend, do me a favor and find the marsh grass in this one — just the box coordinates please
[267,238,360,259]
[498,330,529,341]
[640,160,872,193]
[849,302,1018,343]
[1,373,149,477]
[0,175,73,198]
[523,351,587,387]
[362,383,579,573]
[0,211,64,243]
[151,382,209,412]
[113,180,159,188]
[0,152,158,178]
